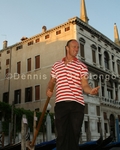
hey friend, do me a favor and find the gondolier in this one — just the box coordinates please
[46,39,99,150]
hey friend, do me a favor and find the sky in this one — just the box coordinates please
[0,0,120,50]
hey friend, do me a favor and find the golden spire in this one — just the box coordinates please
[80,0,89,24]
[114,23,120,46]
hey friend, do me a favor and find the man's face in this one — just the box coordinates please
[67,40,79,57]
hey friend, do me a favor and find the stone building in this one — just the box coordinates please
[0,0,120,142]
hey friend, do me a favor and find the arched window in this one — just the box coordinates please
[98,46,102,66]
[109,114,115,139]
[104,51,109,69]
[79,38,85,58]
[91,44,97,63]
[107,81,113,99]
[117,59,120,75]
[112,55,115,72]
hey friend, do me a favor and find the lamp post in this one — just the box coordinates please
[46,103,52,141]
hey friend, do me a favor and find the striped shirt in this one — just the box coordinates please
[51,57,88,105]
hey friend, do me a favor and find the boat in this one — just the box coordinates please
[103,141,120,150]
[35,139,56,150]
[0,142,21,150]
[0,134,119,150]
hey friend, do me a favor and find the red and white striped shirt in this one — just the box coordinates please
[51,57,88,105]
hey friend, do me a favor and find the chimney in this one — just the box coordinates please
[21,37,28,41]
[42,26,47,32]
[3,40,8,49]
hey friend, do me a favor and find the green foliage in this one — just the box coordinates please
[0,101,11,121]
[14,107,34,133]
[0,101,55,135]
[2,121,9,135]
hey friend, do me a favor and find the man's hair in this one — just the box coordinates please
[66,39,77,47]
[65,39,77,56]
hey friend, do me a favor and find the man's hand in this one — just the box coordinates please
[46,89,53,98]
[81,76,100,95]
[89,86,100,95]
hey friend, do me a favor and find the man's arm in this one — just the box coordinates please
[46,76,56,97]
[81,76,100,95]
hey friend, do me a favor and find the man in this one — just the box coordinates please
[46,39,99,150]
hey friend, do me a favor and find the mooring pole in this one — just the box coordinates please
[30,84,54,148]
[21,114,27,150]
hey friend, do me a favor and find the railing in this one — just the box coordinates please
[101,97,120,107]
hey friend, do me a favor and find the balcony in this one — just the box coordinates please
[101,97,120,108]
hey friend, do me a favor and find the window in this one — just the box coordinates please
[7,50,10,54]
[98,47,101,53]
[35,38,40,43]
[17,62,21,74]
[56,30,61,35]
[35,55,40,69]
[27,58,31,72]
[80,43,84,58]
[6,59,9,65]
[107,89,113,99]
[99,54,102,66]
[115,82,118,100]
[45,34,49,39]
[111,55,115,72]
[84,121,88,132]
[96,106,100,116]
[115,91,118,100]
[80,27,83,31]
[5,68,9,78]
[84,103,88,114]
[0,53,1,57]
[91,44,97,63]
[3,92,9,103]
[115,82,118,88]
[112,62,115,72]
[104,51,109,69]
[28,41,33,46]
[97,122,101,133]
[112,55,114,60]
[118,115,120,122]
[103,112,107,120]
[35,85,40,100]
[25,87,32,102]
[94,80,98,87]
[104,123,108,133]
[16,45,23,50]
[117,60,120,75]
[92,50,96,63]
[102,86,105,97]
[79,38,85,58]
[14,89,21,104]
[98,47,102,66]
[107,81,113,99]
[65,26,70,32]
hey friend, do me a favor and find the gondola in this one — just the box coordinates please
[0,133,118,150]
[35,134,113,150]
[103,141,120,150]
[0,142,21,150]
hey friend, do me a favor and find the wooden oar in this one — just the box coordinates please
[29,86,54,148]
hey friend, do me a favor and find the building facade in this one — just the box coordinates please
[0,0,120,142]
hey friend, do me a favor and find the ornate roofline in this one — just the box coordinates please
[69,17,120,51]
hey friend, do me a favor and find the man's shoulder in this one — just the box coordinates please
[54,60,62,64]
[76,59,87,68]
[53,59,63,67]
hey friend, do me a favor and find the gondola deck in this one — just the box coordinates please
[0,135,120,150]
